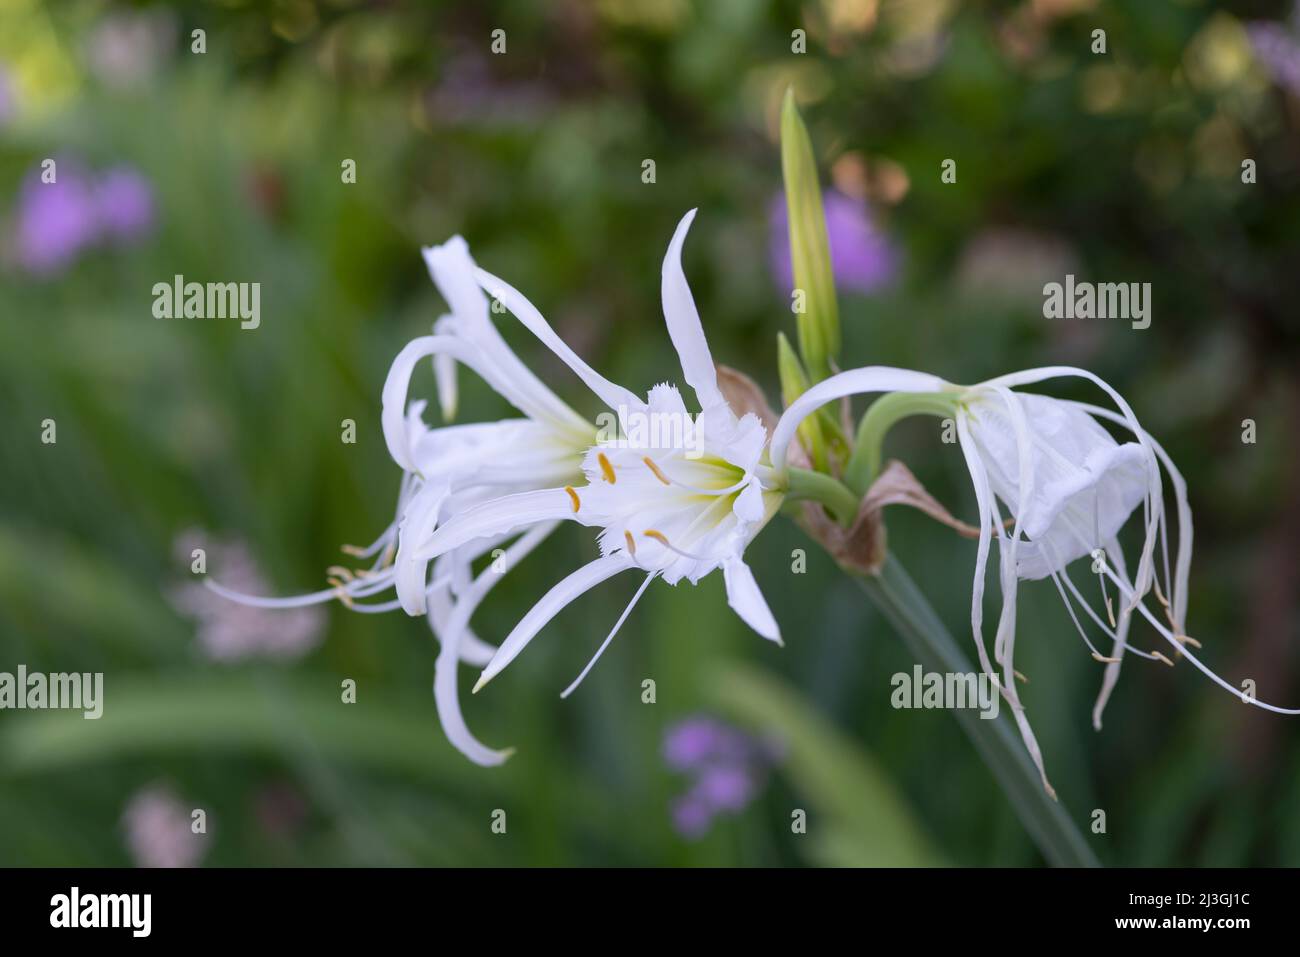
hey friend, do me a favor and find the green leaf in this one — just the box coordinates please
[0,671,500,788]
[780,88,839,381]
[708,661,942,866]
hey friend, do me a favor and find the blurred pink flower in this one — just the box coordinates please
[170,529,325,662]
[121,785,209,869]
[1249,9,1300,97]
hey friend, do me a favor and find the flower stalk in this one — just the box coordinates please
[844,390,961,495]
[855,558,1101,867]
[784,467,860,525]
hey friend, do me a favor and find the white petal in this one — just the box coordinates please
[979,366,1162,605]
[560,571,657,698]
[429,554,495,666]
[431,314,459,421]
[733,480,765,524]
[382,335,465,470]
[424,241,584,433]
[987,385,1033,667]
[474,266,643,414]
[414,487,579,562]
[424,237,490,325]
[203,576,389,609]
[1092,538,1133,730]
[474,554,634,691]
[954,411,1000,682]
[425,520,562,765]
[661,209,725,410]
[1069,400,1192,631]
[428,586,512,766]
[723,556,781,644]
[394,480,450,615]
[770,366,948,471]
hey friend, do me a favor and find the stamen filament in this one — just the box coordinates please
[643,456,671,485]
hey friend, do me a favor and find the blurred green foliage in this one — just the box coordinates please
[1,0,1298,866]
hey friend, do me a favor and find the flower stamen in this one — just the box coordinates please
[565,486,582,513]
[597,452,617,484]
[623,530,637,557]
[643,456,672,485]
[643,529,707,561]
[325,565,356,583]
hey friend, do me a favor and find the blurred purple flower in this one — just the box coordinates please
[96,167,156,242]
[670,793,714,840]
[769,190,898,296]
[12,163,102,275]
[663,714,782,840]
[696,764,758,811]
[169,529,325,663]
[1249,15,1300,96]
[122,784,210,869]
[9,158,157,276]
[663,716,745,770]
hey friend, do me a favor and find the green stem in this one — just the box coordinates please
[854,558,1100,867]
[844,391,959,496]
[785,467,860,525]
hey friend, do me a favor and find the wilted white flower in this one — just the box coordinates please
[774,364,1300,797]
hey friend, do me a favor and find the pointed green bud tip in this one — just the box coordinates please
[779,90,840,383]
[775,332,827,470]
[775,332,808,407]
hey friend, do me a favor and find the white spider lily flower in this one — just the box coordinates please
[209,235,599,766]
[383,236,602,618]
[411,210,787,698]
[773,364,1300,797]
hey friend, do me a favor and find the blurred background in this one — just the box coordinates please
[1,0,1298,867]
